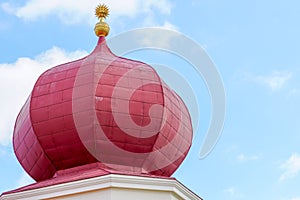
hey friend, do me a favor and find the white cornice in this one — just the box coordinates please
[0,174,202,200]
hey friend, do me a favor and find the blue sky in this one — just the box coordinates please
[1,0,300,199]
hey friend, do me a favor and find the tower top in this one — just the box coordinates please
[12,3,193,183]
[94,4,110,37]
[95,4,109,19]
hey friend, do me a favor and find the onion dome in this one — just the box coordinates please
[13,4,193,182]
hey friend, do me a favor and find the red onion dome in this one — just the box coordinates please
[13,5,193,182]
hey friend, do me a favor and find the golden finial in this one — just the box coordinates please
[94,4,110,37]
[95,4,109,19]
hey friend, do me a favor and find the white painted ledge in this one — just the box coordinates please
[0,174,202,200]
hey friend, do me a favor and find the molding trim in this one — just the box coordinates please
[0,174,202,200]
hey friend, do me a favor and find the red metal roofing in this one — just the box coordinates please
[13,36,193,182]
[2,162,175,195]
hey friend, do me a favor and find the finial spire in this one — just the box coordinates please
[94,4,110,37]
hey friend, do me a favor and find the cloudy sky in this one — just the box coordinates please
[1,0,300,199]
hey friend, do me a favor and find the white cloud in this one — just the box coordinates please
[223,186,243,198]
[0,47,87,146]
[16,172,34,188]
[237,153,259,162]
[287,88,300,99]
[0,20,8,30]
[1,0,172,25]
[254,71,292,91]
[0,148,6,157]
[224,187,237,195]
[161,21,178,30]
[291,198,300,200]
[280,153,300,181]
[131,26,181,51]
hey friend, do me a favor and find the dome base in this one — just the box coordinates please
[1,172,202,200]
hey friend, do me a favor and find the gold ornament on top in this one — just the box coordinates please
[94,4,110,37]
[95,4,109,19]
